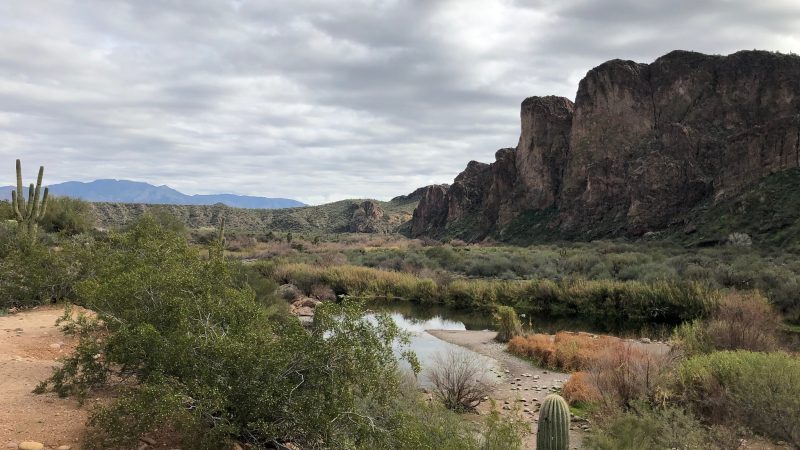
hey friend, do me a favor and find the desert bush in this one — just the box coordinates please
[190,227,217,245]
[0,237,86,308]
[586,402,716,450]
[38,196,95,235]
[145,209,186,234]
[588,342,670,409]
[562,371,601,405]
[0,200,13,220]
[676,350,800,446]
[427,349,495,412]
[493,305,522,342]
[275,283,302,302]
[225,234,257,251]
[228,261,284,314]
[672,291,781,355]
[479,408,527,450]
[310,284,336,301]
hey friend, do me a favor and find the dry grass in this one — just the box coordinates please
[562,371,601,405]
[672,290,782,355]
[507,332,620,372]
[510,332,671,408]
[589,342,670,409]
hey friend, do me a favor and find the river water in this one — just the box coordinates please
[367,300,497,374]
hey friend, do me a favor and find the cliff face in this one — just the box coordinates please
[410,50,800,241]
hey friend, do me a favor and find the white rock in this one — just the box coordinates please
[18,443,44,450]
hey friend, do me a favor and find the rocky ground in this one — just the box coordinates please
[427,329,587,449]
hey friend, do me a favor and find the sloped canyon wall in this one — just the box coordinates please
[410,50,800,241]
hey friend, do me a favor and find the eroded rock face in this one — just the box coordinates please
[411,50,800,240]
[349,200,388,233]
[515,96,574,212]
[410,184,450,237]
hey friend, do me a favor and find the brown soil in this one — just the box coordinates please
[428,329,586,449]
[0,306,91,450]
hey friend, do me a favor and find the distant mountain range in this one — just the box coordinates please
[0,179,305,209]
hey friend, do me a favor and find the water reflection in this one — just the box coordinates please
[366,308,497,379]
[370,300,496,331]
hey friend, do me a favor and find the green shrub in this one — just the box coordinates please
[39,218,487,448]
[144,208,186,234]
[586,402,716,450]
[38,196,95,235]
[676,350,800,446]
[0,237,85,308]
[273,263,720,331]
[480,408,527,450]
[672,291,780,355]
[494,306,522,342]
[0,200,13,220]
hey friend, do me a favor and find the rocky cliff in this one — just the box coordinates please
[410,50,800,242]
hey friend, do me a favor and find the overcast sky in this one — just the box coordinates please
[1,0,799,204]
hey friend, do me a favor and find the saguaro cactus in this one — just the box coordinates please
[536,394,570,450]
[11,159,49,238]
[210,217,225,261]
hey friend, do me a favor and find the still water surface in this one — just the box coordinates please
[366,300,497,374]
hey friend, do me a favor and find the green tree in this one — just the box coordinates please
[37,218,431,448]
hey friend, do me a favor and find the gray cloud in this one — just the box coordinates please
[0,0,798,204]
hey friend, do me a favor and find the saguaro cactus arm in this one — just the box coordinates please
[26,183,35,218]
[29,166,44,218]
[15,159,25,214]
[11,190,22,220]
[37,187,49,219]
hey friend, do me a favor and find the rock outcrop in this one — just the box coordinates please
[348,200,389,233]
[410,50,800,241]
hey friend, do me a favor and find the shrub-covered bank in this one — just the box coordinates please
[273,263,720,331]
[32,218,525,449]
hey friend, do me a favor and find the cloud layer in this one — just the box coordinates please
[1,0,798,204]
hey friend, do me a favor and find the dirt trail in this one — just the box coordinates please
[428,329,586,449]
[0,306,90,450]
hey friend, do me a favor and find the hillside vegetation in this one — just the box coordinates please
[89,196,418,233]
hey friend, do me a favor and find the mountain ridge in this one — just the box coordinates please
[0,178,305,209]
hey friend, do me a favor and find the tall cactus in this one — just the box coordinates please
[210,216,225,261]
[217,216,226,247]
[11,159,49,238]
[536,394,570,450]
